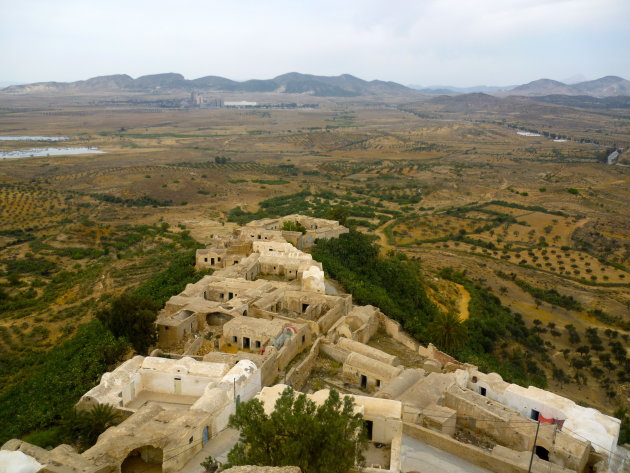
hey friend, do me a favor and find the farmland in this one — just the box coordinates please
[0,88,628,414]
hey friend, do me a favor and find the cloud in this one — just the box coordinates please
[0,0,628,86]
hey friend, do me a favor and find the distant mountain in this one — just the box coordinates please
[500,76,630,98]
[409,84,513,94]
[1,72,420,98]
[506,79,572,96]
[570,76,630,97]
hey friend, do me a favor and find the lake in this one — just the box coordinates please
[0,136,69,141]
[0,147,105,159]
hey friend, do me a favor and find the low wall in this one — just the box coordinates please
[402,423,574,473]
[444,388,529,451]
[318,300,346,334]
[286,337,322,390]
[259,351,279,387]
[183,336,204,356]
[378,313,419,352]
[250,306,277,320]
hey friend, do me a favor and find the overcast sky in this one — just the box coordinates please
[1,0,628,87]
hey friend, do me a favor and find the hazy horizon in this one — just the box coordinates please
[1,0,629,87]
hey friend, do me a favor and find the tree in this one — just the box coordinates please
[614,408,630,445]
[227,387,367,473]
[326,205,349,225]
[281,220,306,233]
[427,311,467,353]
[96,293,158,354]
[63,404,122,451]
[576,345,590,357]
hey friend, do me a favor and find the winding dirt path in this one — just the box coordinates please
[453,282,471,321]
[374,219,395,253]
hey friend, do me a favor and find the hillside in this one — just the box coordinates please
[410,76,630,98]
[502,75,630,98]
[1,72,420,98]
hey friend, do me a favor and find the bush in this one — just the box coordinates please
[97,294,158,355]
[312,230,438,340]
[0,320,127,444]
[227,387,367,473]
[281,221,307,233]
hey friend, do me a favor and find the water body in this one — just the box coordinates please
[0,147,105,159]
[0,136,69,141]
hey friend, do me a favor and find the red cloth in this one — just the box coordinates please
[539,414,554,424]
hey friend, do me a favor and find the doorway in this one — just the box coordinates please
[360,375,368,389]
[121,446,163,473]
[174,377,182,395]
[365,420,373,440]
[243,337,251,349]
[530,409,540,421]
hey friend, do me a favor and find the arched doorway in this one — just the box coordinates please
[121,446,163,473]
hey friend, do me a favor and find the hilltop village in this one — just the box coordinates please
[1,215,627,473]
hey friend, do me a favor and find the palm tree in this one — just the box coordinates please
[427,311,467,353]
[65,404,122,450]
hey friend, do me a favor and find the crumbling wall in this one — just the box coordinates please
[183,335,203,356]
[259,351,279,386]
[444,386,530,451]
[377,312,419,352]
[274,325,311,371]
[402,423,575,473]
[286,337,322,390]
[317,299,347,334]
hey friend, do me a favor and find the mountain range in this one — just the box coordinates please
[0,72,415,98]
[2,73,629,98]
[412,76,630,98]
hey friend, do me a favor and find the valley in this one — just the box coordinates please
[0,88,628,423]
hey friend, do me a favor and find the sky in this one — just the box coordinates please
[1,0,629,87]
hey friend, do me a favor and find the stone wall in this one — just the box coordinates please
[259,351,279,387]
[402,423,575,473]
[318,299,347,334]
[275,325,311,371]
[183,335,204,356]
[222,467,301,473]
[377,312,419,352]
[286,337,322,390]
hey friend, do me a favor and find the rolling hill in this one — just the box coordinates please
[1,72,420,98]
[501,76,630,98]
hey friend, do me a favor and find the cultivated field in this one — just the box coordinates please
[1,89,628,412]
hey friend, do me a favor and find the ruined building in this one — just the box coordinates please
[2,215,627,473]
